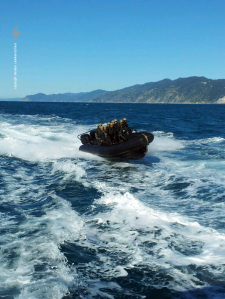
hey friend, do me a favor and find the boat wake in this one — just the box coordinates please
[1,112,225,298]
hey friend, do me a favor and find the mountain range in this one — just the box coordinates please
[21,90,108,103]
[20,77,225,104]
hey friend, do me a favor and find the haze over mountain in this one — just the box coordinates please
[21,77,225,104]
[0,97,23,101]
[21,90,108,103]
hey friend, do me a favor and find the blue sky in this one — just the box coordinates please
[1,0,225,98]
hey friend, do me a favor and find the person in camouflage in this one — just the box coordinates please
[95,118,132,145]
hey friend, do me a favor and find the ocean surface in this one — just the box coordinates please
[0,102,225,299]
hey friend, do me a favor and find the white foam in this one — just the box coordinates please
[150,132,184,153]
[198,136,225,144]
[85,280,122,299]
[0,195,84,299]
[0,119,103,162]
[80,189,225,291]
[51,160,89,187]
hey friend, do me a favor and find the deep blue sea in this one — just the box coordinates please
[0,102,225,299]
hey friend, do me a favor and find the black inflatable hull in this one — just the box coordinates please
[79,132,154,159]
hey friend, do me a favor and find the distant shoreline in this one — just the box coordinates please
[0,101,224,105]
[3,76,225,104]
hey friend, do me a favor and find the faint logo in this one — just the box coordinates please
[12,27,19,39]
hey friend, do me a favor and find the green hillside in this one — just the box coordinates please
[92,77,225,103]
[20,77,225,103]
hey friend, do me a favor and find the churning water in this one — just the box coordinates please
[0,102,225,299]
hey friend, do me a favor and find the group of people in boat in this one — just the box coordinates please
[95,118,132,146]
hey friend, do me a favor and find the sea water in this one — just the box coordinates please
[0,102,225,299]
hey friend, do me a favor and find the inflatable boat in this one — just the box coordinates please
[78,130,154,159]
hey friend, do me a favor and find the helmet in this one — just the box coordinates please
[120,120,123,123]
[107,122,110,126]
[123,118,127,122]
[98,123,102,126]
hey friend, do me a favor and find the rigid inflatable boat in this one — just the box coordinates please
[78,130,154,159]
